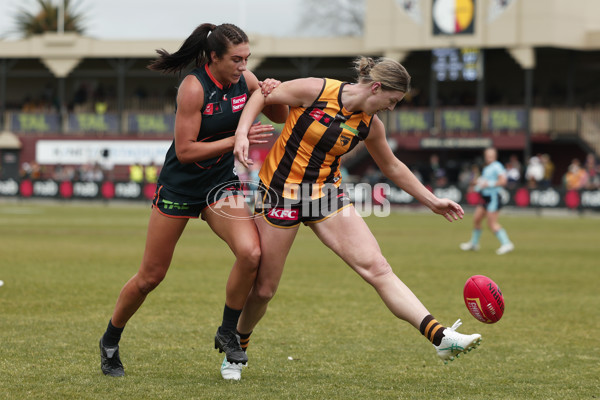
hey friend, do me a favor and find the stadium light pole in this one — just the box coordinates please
[524,68,532,163]
[57,0,65,34]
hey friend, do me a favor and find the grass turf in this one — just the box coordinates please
[0,202,598,399]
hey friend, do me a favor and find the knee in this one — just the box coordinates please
[135,266,167,295]
[251,281,277,304]
[357,255,393,285]
[236,244,261,271]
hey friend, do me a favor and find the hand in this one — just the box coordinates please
[430,198,464,222]
[234,121,273,168]
[258,78,281,96]
[248,121,274,145]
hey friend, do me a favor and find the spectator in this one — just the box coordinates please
[540,154,554,188]
[92,163,104,182]
[20,162,32,179]
[428,154,447,187]
[144,162,158,184]
[564,158,588,190]
[584,153,600,189]
[129,162,144,183]
[79,163,95,182]
[458,163,477,190]
[524,156,544,188]
[505,154,522,188]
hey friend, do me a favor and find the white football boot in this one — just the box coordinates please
[459,242,480,251]
[220,356,245,381]
[496,243,514,255]
[434,319,482,364]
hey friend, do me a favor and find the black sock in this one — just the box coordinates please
[219,304,242,334]
[419,315,445,346]
[237,330,252,352]
[102,319,124,347]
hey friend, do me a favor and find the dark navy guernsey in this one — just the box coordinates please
[157,64,249,197]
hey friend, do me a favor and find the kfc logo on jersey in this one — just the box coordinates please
[309,108,334,127]
[231,94,247,112]
[267,208,299,221]
[203,103,222,115]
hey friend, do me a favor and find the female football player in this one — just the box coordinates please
[226,56,482,380]
[460,147,514,255]
[98,23,288,377]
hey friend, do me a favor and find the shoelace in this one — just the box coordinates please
[226,333,240,348]
[448,319,462,332]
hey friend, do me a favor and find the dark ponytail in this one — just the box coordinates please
[148,23,248,74]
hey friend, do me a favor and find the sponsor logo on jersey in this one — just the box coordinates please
[203,102,223,115]
[231,94,247,112]
[309,108,334,127]
[267,207,299,221]
[340,122,360,136]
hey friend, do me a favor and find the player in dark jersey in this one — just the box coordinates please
[98,23,288,378]
[230,57,482,379]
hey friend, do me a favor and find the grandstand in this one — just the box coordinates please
[0,0,599,209]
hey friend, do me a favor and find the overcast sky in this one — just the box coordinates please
[0,0,304,40]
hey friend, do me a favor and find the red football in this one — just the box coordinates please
[463,275,504,323]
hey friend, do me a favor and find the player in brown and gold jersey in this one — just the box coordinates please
[229,57,482,379]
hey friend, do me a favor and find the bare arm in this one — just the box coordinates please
[174,74,276,164]
[243,70,289,123]
[364,116,464,222]
[234,77,324,167]
[174,75,234,164]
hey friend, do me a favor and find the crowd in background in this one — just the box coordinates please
[358,152,600,192]
[16,152,600,192]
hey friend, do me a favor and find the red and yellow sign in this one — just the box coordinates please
[433,0,475,35]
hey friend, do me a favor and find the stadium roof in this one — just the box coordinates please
[1,0,599,77]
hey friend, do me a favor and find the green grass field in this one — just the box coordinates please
[0,201,598,399]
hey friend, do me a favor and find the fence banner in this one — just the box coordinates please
[2,180,599,210]
[68,113,120,133]
[0,179,19,196]
[486,108,527,131]
[127,113,175,134]
[392,110,434,133]
[10,113,61,133]
[441,109,481,132]
[35,140,171,165]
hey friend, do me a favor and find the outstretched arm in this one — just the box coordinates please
[364,116,464,222]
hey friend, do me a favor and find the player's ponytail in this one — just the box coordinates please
[148,23,248,74]
[353,56,411,94]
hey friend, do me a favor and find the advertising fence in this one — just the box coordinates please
[1,179,599,211]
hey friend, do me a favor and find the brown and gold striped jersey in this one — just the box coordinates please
[259,79,373,199]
